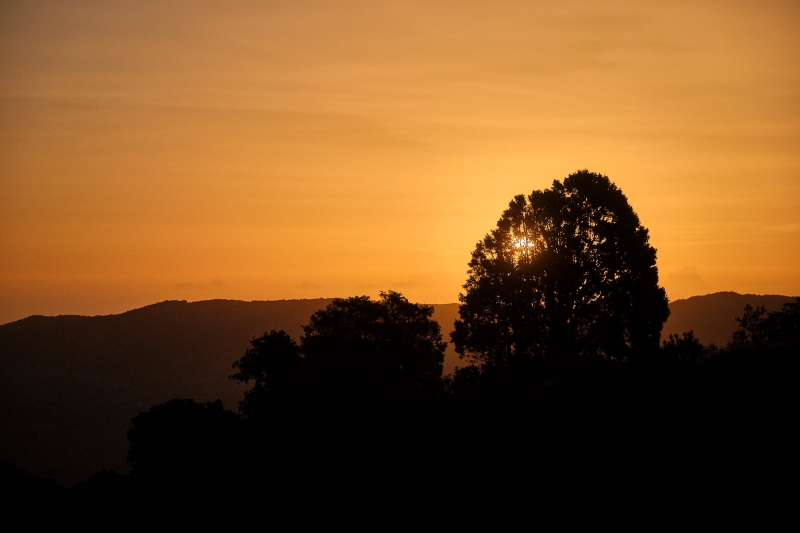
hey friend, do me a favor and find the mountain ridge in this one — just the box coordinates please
[1,292,794,484]
[662,291,795,346]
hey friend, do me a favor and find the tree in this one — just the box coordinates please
[302,291,446,397]
[452,170,669,366]
[230,291,447,416]
[763,297,800,347]
[730,298,800,348]
[661,331,709,363]
[730,304,768,345]
[127,399,242,485]
[231,330,302,389]
[227,292,448,485]
[230,330,304,419]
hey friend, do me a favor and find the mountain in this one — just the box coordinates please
[0,292,793,485]
[0,298,459,485]
[662,292,795,346]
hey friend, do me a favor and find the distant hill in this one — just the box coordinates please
[0,298,459,485]
[0,299,330,485]
[663,292,796,346]
[0,292,793,485]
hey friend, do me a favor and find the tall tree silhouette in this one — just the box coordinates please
[452,170,669,367]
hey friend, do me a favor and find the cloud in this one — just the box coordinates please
[666,266,710,300]
[389,271,450,291]
[298,280,322,290]
[390,274,436,290]
[669,266,702,284]
[356,283,379,294]
[174,280,226,291]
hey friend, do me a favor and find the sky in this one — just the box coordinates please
[1,0,798,324]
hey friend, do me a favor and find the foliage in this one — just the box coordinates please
[230,291,447,417]
[229,330,304,419]
[452,170,669,367]
[660,331,709,363]
[230,330,302,387]
[105,294,800,494]
[730,297,800,348]
[764,297,800,346]
[127,398,241,481]
[302,291,446,395]
[731,304,768,345]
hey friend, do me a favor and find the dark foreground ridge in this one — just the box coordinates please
[0,298,458,484]
[0,293,794,487]
[3,292,797,510]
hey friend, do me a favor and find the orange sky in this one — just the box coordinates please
[1,0,799,324]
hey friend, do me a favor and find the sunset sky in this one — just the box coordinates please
[1,0,798,325]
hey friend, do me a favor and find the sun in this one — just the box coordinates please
[510,234,535,264]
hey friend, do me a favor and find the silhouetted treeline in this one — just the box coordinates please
[12,294,782,503]
[1,292,789,487]
[3,297,797,507]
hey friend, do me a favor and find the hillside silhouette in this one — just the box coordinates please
[0,299,333,484]
[663,292,794,345]
[0,298,459,484]
[0,292,791,485]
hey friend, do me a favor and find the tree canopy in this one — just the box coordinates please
[302,291,446,397]
[452,170,669,366]
[730,297,800,348]
[231,291,447,418]
[127,398,241,484]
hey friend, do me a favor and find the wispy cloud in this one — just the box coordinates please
[175,280,226,291]
[666,266,710,300]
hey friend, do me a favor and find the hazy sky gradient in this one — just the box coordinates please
[1,0,798,324]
